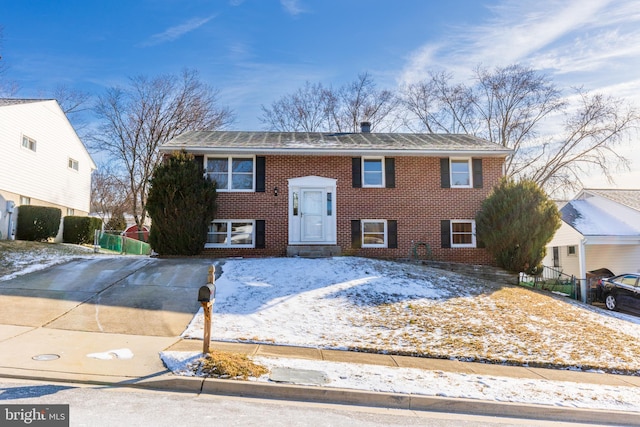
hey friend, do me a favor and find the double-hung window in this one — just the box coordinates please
[207,220,255,248]
[22,136,37,152]
[206,157,254,191]
[450,159,471,188]
[362,220,387,247]
[451,220,476,248]
[362,158,384,187]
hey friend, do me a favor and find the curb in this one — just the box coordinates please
[2,369,639,425]
[134,374,640,426]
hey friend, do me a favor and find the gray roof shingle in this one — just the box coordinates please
[583,189,640,212]
[161,130,512,156]
[0,98,53,107]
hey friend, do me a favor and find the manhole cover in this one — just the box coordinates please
[32,354,60,361]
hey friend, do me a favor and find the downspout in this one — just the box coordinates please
[579,237,587,303]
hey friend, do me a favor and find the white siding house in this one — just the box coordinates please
[544,189,640,301]
[0,99,96,241]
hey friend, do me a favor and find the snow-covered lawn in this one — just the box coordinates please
[0,240,99,281]
[3,243,640,413]
[182,257,640,373]
[166,257,640,413]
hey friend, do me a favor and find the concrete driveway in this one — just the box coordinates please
[0,257,215,337]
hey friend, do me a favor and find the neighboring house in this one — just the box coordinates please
[543,189,640,297]
[0,99,96,241]
[160,125,512,264]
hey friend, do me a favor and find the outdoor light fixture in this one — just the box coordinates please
[274,187,279,196]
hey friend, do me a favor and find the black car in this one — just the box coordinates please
[600,273,640,314]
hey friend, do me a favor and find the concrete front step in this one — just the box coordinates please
[286,245,341,258]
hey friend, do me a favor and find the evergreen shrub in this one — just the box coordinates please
[63,216,103,244]
[476,179,561,275]
[16,205,62,242]
[146,150,217,255]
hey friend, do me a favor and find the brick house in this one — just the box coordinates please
[160,126,511,264]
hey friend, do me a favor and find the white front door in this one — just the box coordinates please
[301,189,324,241]
[288,176,337,245]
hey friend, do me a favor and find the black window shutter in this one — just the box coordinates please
[194,155,204,173]
[256,157,266,192]
[472,158,483,188]
[255,220,265,248]
[388,220,398,249]
[385,158,395,188]
[351,220,361,248]
[441,220,451,248]
[352,158,362,188]
[440,158,450,188]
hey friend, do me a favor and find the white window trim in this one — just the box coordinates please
[362,157,385,188]
[205,156,255,192]
[21,135,37,152]
[206,219,256,248]
[361,219,387,248]
[68,158,79,171]
[450,158,472,188]
[450,219,476,248]
[20,196,31,206]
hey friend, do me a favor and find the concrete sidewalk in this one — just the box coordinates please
[1,325,639,425]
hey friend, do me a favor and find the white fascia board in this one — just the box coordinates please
[160,146,512,157]
[583,235,640,245]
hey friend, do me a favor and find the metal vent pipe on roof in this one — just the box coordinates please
[360,121,371,133]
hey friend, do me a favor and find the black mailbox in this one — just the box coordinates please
[198,283,216,302]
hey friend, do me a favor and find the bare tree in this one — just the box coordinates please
[91,68,234,228]
[260,81,331,131]
[401,71,477,134]
[260,72,399,132]
[525,90,638,193]
[90,163,130,223]
[471,64,565,175]
[0,26,19,97]
[400,64,639,193]
[329,72,399,132]
[52,84,92,115]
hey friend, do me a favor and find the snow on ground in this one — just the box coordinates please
[160,351,640,413]
[168,257,640,412]
[3,246,639,412]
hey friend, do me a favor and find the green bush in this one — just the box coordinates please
[16,205,62,242]
[63,216,103,244]
[105,212,127,232]
[476,179,561,275]
[146,150,217,255]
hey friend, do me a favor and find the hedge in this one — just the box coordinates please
[16,205,62,242]
[63,216,104,244]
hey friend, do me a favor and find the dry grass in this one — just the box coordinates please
[192,350,269,380]
[352,284,640,373]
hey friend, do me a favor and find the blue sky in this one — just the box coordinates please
[2,0,640,186]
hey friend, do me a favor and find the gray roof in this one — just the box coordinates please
[582,189,640,212]
[161,130,512,156]
[560,199,640,236]
[0,98,54,107]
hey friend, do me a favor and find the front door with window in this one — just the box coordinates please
[301,190,324,241]
[288,176,336,245]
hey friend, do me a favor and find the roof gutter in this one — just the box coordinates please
[159,146,513,157]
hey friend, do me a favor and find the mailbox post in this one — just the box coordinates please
[198,265,216,354]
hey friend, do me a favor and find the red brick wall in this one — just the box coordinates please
[202,155,504,265]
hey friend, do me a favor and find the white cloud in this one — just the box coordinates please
[281,0,304,16]
[399,0,615,84]
[140,15,217,47]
